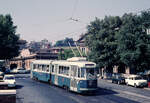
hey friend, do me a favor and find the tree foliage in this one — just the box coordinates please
[54,37,75,47]
[86,16,122,71]
[86,11,150,73]
[58,48,84,60]
[0,14,19,59]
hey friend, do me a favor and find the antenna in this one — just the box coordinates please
[75,42,83,57]
[68,42,77,57]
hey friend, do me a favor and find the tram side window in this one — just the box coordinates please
[52,65,54,73]
[37,64,40,71]
[78,68,80,78]
[42,65,45,71]
[39,65,42,71]
[46,65,49,72]
[36,64,38,69]
[59,66,63,74]
[64,66,69,76]
[33,64,36,70]
[65,67,69,76]
[58,66,69,76]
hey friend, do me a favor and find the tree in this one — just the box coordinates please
[85,11,150,74]
[54,37,75,47]
[86,16,122,72]
[58,48,82,60]
[117,12,150,73]
[0,14,19,59]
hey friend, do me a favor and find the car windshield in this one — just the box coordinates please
[18,68,25,70]
[135,77,143,80]
[86,68,96,79]
[5,76,15,80]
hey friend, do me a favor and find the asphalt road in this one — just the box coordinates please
[15,74,150,103]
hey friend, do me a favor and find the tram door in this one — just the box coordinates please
[54,64,58,85]
[70,65,77,91]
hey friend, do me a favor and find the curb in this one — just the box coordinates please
[144,87,150,91]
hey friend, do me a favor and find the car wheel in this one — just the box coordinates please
[126,82,129,86]
[134,83,137,88]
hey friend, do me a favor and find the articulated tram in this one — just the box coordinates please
[30,57,97,93]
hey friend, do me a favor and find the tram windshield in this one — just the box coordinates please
[86,68,97,79]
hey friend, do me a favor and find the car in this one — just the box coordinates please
[5,68,11,74]
[112,74,125,84]
[17,68,27,74]
[3,75,16,88]
[0,76,8,89]
[125,75,148,88]
[0,71,4,76]
[10,68,18,74]
[0,76,4,82]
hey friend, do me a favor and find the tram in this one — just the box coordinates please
[30,57,97,93]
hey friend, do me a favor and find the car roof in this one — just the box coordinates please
[4,75,15,77]
[128,75,140,78]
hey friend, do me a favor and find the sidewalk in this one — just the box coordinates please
[0,90,16,103]
[99,78,150,91]
[144,87,150,91]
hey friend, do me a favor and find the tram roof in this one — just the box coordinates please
[32,59,96,67]
[32,60,53,64]
[52,60,96,67]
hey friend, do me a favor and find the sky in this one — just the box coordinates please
[0,0,150,44]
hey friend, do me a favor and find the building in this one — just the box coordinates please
[9,48,60,70]
[76,34,89,56]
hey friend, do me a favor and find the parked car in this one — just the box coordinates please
[3,75,16,88]
[125,75,147,88]
[0,76,8,89]
[148,77,150,88]
[10,68,18,74]
[5,68,11,74]
[0,76,4,82]
[112,74,125,84]
[0,71,4,76]
[17,68,27,74]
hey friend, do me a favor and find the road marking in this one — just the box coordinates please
[91,98,99,102]
[69,96,85,103]
[114,89,150,100]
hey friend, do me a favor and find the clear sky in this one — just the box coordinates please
[0,0,150,44]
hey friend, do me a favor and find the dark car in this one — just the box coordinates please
[112,74,125,85]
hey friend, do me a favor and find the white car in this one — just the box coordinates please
[0,71,4,76]
[3,75,16,88]
[10,68,18,74]
[125,75,147,87]
[17,68,27,73]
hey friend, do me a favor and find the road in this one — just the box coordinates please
[15,74,150,103]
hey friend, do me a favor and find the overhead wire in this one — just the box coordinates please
[71,0,79,18]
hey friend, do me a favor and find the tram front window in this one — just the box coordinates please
[81,68,86,78]
[86,68,96,79]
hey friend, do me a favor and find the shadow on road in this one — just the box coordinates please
[95,87,118,96]
[16,85,24,89]
[79,87,118,96]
